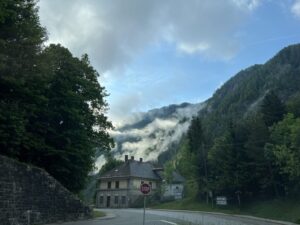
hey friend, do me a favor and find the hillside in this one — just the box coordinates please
[86,44,300,205]
[199,44,300,140]
[94,43,300,170]
[170,43,300,204]
[95,102,204,169]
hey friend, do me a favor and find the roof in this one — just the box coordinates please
[171,171,185,183]
[99,160,160,180]
[156,170,185,184]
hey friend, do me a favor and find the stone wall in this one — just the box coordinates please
[0,155,91,225]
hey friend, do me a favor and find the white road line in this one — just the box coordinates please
[159,220,178,225]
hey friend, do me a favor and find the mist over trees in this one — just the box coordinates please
[0,0,113,193]
[172,45,300,203]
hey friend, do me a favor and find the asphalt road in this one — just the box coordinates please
[49,208,296,225]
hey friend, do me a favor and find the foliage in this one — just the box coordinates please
[0,0,113,193]
[187,117,209,199]
[171,44,300,203]
[175,137,198,197]
[0,0,46,158]
[261,91,286,127]
[287,93,300,117]
[153,197,300,224]
[164,161,174,183]
[266,113,300,194]
[92,210,106,218]
[99,155,123,175]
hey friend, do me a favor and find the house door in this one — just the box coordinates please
[106,196,111,208]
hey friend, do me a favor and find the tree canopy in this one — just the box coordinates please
[0,0,113,193]
[168,44,300,203]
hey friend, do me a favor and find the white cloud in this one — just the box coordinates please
[39,0,260,72]
[108,103,204,162]
[108,92,143,126]
[292,0,300,18]
[231,0,261,11]
[178,42,210,54]
[93,103,204,172]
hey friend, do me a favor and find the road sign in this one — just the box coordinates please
[140,183,151,225]
[216,196,227,205]
[140,183,151,195]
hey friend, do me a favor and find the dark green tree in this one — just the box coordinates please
[261,91,286,127]
[0,0,46,157]
[208,123,251,205]
[287,93,300,117]
[187,117,209,200]
[176,137,198,197]
[0,0,114,193]
[21,44,114,192]
[242,114,280,197]
[266,113,300,195]
[99,155,123,175]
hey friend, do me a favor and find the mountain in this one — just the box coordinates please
[198,43,300,141]
[95,44,300,170]
[168,44,300,200]
[95,102,204,169]
[86,43,300,203]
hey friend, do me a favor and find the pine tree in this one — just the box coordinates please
[261,91,285,127]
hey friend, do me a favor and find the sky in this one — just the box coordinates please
[38,0,300,126]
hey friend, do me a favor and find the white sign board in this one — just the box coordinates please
[216,196,227,205]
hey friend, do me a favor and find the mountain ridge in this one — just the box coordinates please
[95,43,300,169]
[94,102,204,169]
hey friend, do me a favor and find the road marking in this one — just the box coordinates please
[159,220,178,225]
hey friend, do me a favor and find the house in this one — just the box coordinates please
[160,171,185,200]
[95,155,185,208]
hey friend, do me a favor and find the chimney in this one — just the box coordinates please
[139,158,143,162]
[131,156,134,161]
[125,155,128,162]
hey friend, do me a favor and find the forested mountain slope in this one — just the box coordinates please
[171,43,300,202]
[199,44,300,140]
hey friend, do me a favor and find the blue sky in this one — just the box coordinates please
[38,0,300,125]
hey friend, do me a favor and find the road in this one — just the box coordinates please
[49,208,296,225]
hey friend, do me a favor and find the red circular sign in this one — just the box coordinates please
[140,183,151,195]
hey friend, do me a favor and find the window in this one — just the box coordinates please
[149,181,152,187]
[108,181,111,189]
[141,181,144,184]
[174,186,180,194]
[121,196,126,204]
[114,196,119,204]
[99,196,104,204]
[115,181,119,189]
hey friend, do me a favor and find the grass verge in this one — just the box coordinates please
[92,210,106,218]
[152,198,300,224]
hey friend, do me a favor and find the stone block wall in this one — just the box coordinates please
[0,155,91,225]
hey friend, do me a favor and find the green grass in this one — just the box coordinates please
[92,210,106,218]
[242,199,300,224]
[152,198,300,224]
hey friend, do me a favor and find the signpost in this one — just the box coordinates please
[216,196,227,206]
[140,183,151,225]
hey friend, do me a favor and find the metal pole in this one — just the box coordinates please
[27,210,31,225]
[143,195,146,225]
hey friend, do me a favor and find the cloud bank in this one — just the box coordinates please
[93,103,204,170]
[292,0,300,18]
[39,0,261,73]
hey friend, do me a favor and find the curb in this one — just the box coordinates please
[149,208,297,225]
[94,213,116,220]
